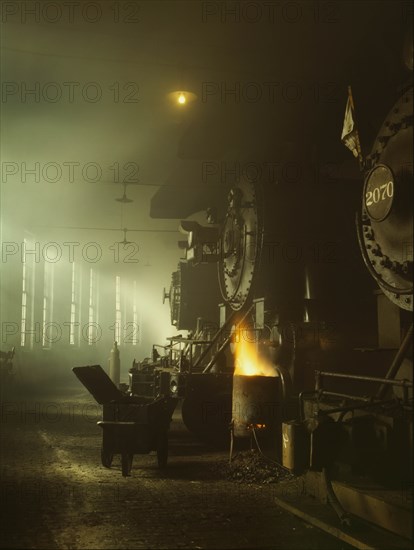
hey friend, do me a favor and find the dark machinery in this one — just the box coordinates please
[152,89,411,444]
[357,86,413,311]
[0,347,15,397]
[163,259,220,330]
[0,347,15,381]
[129,333,233,442]
[147,81,413,539]
[71,27,412,540]
[175,164,381,418]
[149,21,413,476]
[280,86,413,539]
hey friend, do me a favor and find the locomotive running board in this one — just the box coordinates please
[273,493,412,550]
[332,480,412,541]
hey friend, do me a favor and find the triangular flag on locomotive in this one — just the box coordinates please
[341,88,359,158]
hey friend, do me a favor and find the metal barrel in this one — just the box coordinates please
[232,374,280,438]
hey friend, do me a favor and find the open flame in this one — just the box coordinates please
[234,335,277,377]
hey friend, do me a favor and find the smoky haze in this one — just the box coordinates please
[0,0,409,395]
[0,1,203,394]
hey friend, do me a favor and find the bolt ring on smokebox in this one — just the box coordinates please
[218,168,373,322]
[218,180,263,311]
[357,86,413,311]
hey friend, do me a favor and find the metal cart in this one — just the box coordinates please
[73,365,177,476]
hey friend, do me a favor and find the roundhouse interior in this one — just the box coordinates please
[0,1,412,549]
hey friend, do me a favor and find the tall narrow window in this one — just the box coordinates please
[20,238,36,348]
[88,268,97,345]
[69,262,77,345]
[42,262,54,348]
[132,280,138,346]
[115,275,121,345]
[20,262,27,347]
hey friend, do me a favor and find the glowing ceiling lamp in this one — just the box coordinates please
[167,90,197,106]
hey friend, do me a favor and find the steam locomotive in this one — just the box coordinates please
[124,51,414,540]
[74,11,412,537]
[134,79,412,451]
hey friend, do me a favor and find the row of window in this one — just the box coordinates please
[19,239,139,348]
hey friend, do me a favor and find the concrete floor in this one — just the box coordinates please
[0,387,353,550]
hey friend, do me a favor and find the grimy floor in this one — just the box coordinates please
[0,387,352,550]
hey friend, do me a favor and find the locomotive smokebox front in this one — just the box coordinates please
[232,333,280,440]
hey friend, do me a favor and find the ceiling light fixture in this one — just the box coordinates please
[115,182,133,203]
[120,228,132,245]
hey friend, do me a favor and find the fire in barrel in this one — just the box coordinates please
[232,332,280,441]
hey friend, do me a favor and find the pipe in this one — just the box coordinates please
[192,309,238,370]
[319,391,371,402]
[316,370,413,387]
[274,364,293,401]
[319,398,398,417]
[202,335,231,373]
[377,323,413,400]
[199,304,254,373]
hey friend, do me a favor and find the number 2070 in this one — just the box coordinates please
[366,180,394,206]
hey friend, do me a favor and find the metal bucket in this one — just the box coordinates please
[232,374,280,438]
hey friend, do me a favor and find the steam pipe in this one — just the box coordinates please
[192,309,238,370]
[274,365,292,401]
[202,336,231,373]
[197,303,255,373]
[315,370,413,387]
[319,398,398,417]
[319,391,371,402]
